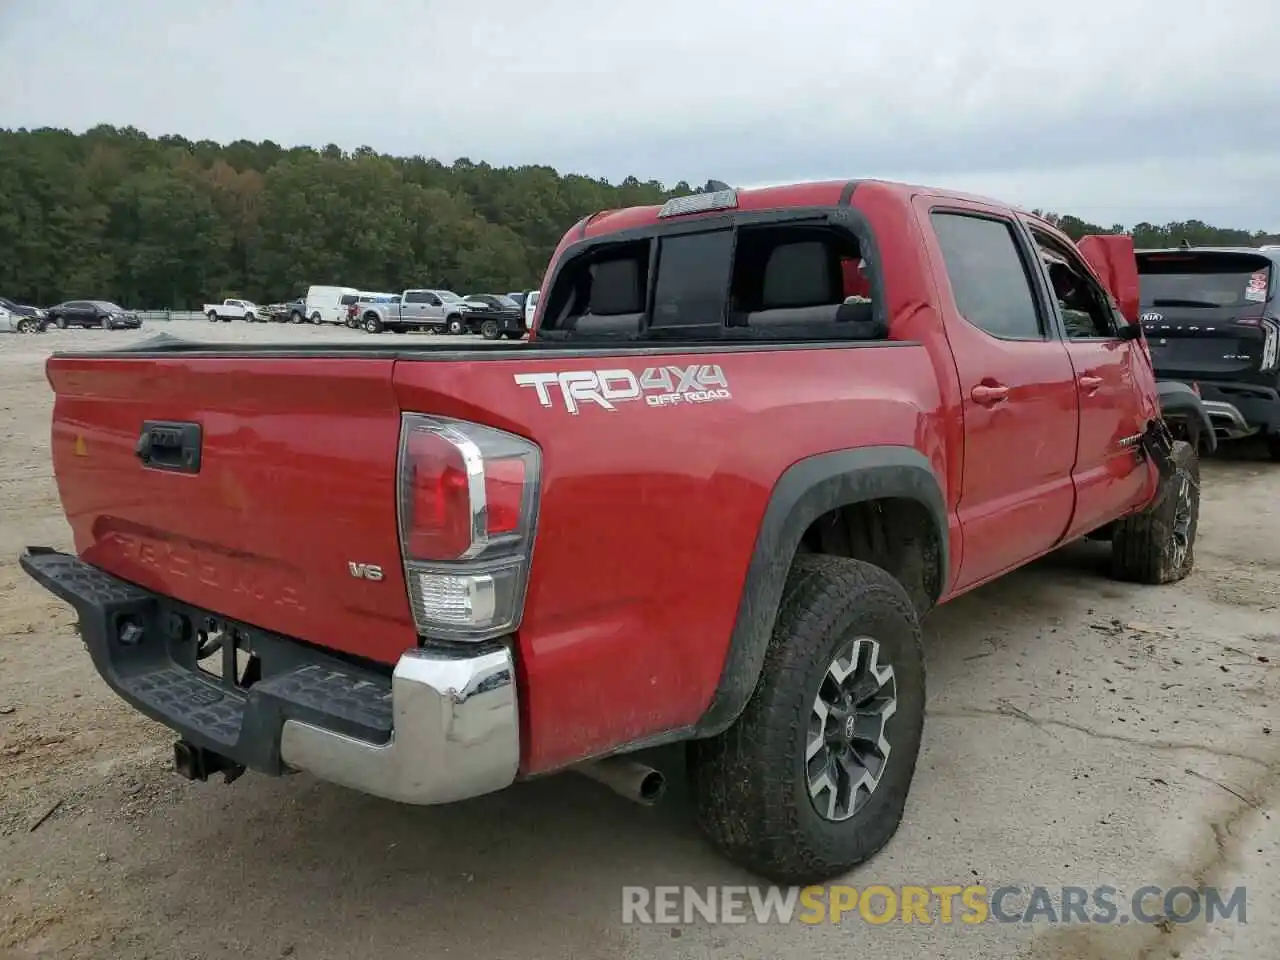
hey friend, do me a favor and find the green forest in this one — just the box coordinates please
[3,125,1278,309]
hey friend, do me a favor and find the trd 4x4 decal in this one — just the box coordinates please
[514,364,731,414]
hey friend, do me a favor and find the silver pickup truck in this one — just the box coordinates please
[355,289,473,334]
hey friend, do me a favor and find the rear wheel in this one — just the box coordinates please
[687,555,925,885]
[207,311,218,323]
[1110,440,1199,584]
[310,313,323,325]
[446,315,466,336]
[363,314,382,334]
[100,316,112,330]
[290,311,303,324]
[480,319,500,340]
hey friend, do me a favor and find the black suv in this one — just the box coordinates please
[1138,246,1280,458]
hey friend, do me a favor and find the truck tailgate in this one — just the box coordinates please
[46,354,414,665]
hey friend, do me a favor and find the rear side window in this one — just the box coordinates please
[1138,252,1273,308]
[931,213,1043,340]
[404,291,427,303]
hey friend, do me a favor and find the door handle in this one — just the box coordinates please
[1078,375,1103,392]
[970,383,1010,405]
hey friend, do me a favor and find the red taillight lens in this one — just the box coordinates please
[397,414,542,640]
[404,430,473,560]
[484,458,525,536]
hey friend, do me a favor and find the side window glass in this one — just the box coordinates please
[931,213,1044,340]
[1030,231,1121,339]
[425,294,442,307]
[651,229,733,327]
[404,291,425,304]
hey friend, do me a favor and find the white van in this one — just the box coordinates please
[304,285,361,325]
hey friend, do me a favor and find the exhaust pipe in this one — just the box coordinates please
[575,756,666,806]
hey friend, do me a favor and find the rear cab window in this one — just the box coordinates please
[536,194,887,343]
[1137,251,1275,311]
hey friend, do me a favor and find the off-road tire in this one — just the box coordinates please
[1110,440,1199,584]
[687,554,926,885]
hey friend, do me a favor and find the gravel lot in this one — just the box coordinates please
[1,320,1277,959]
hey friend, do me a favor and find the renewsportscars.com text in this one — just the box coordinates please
[621,884,1248,926]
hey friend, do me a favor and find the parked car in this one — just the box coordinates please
[462,293,526,339]
[0,296,47,334]
[45,300,142,329]
[1136,246,1280,458]
[524,289,540,327]
[204,299,270,323]
[304,285,362,325]
[353,288,473,334]
[268,297,306,323]
[343,291,396,329]
[346,292,399,329]
[20,178,1210,887]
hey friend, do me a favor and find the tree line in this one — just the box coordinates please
[2,125,1277,309]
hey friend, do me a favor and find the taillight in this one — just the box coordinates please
[1260,317,1280,372]
[396,414,541,641]
[1232,316,1279,372]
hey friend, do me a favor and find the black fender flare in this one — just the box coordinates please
[694,445,949,737]
[1157,380,1216,454]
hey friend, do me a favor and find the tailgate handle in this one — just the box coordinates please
[136,421,202,474]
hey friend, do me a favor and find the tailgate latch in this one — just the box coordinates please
[135,421,203,474]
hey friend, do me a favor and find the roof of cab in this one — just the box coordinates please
[578,178,1034,241]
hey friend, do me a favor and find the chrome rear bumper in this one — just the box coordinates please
[280,646,520,805]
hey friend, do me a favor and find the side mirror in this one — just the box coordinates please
[1118,322,1143,342]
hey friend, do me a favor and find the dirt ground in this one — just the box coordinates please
[1,321,1276,960]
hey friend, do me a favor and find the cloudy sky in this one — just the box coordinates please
[4,0,1280,229]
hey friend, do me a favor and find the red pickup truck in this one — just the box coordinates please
[22,179,1212,885]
